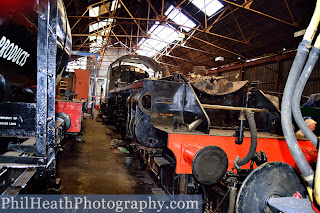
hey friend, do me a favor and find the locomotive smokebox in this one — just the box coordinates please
[183,145,228,185]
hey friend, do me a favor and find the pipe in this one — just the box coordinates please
[281,40,314,187]
[234,109,257,168]
[235,111,245,144]
[162,66,171,77]
[292,46,320,148]
[303,0,320,43]
[227,185,237,213]
[235,92,251,144]
[282,0,320,188]
[312,35,320,206]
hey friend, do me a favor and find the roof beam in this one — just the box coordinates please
[219,0,299,28]
[69,15,260,47]
[71,8,89,31]
[145,0,160,18]
[66,0,74,9]
[205,6,229,32]
[283,0,296,24]
[119,0,146,35]
[231,12,247,42]
[177,28,246,58]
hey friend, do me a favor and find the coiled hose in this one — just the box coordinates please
[234,109,257,168]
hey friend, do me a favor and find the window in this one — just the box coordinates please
[90,36,105,53]
[110,0,117,11]
[88,18,114,52]
[89,6,99,17]
[190,0,224,16]
[165,5,196,32]
[136,21,178,57]
[137,4,197,58]
[89,19,114,33]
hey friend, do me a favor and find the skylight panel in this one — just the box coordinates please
[137,21,179,57]
[89,6,99,17]
[102,18,114,25]
[89,19,114,33]
[191,0,224,16]
[165,5,196,32]
[89,36,96,41]
[89,23,98,32]
[149,22,178,42]
[110,0,117,11]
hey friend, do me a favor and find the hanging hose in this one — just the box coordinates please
[312,35,320,206]
[292,41,320,148]
[281,0,320,186]
[281,41,314,187]
[234,109,257,169]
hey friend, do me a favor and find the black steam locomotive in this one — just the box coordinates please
[102,55,317,212]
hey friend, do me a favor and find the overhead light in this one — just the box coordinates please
[215,56,224,62]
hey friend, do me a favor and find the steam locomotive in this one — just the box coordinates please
[102,55,317,212]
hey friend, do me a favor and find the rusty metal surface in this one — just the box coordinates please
[189,76,248,96]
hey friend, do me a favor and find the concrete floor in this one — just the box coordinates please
[57,113,156,194]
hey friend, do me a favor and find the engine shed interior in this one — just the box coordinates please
[0,0,320,212]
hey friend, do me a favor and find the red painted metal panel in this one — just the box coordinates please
[55,100,83,133]
[168,134,317,174]
[74,69,90,100]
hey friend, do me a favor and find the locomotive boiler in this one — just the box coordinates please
[103,54,318,212]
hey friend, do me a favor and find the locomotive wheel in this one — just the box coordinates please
[236,161,306,213]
